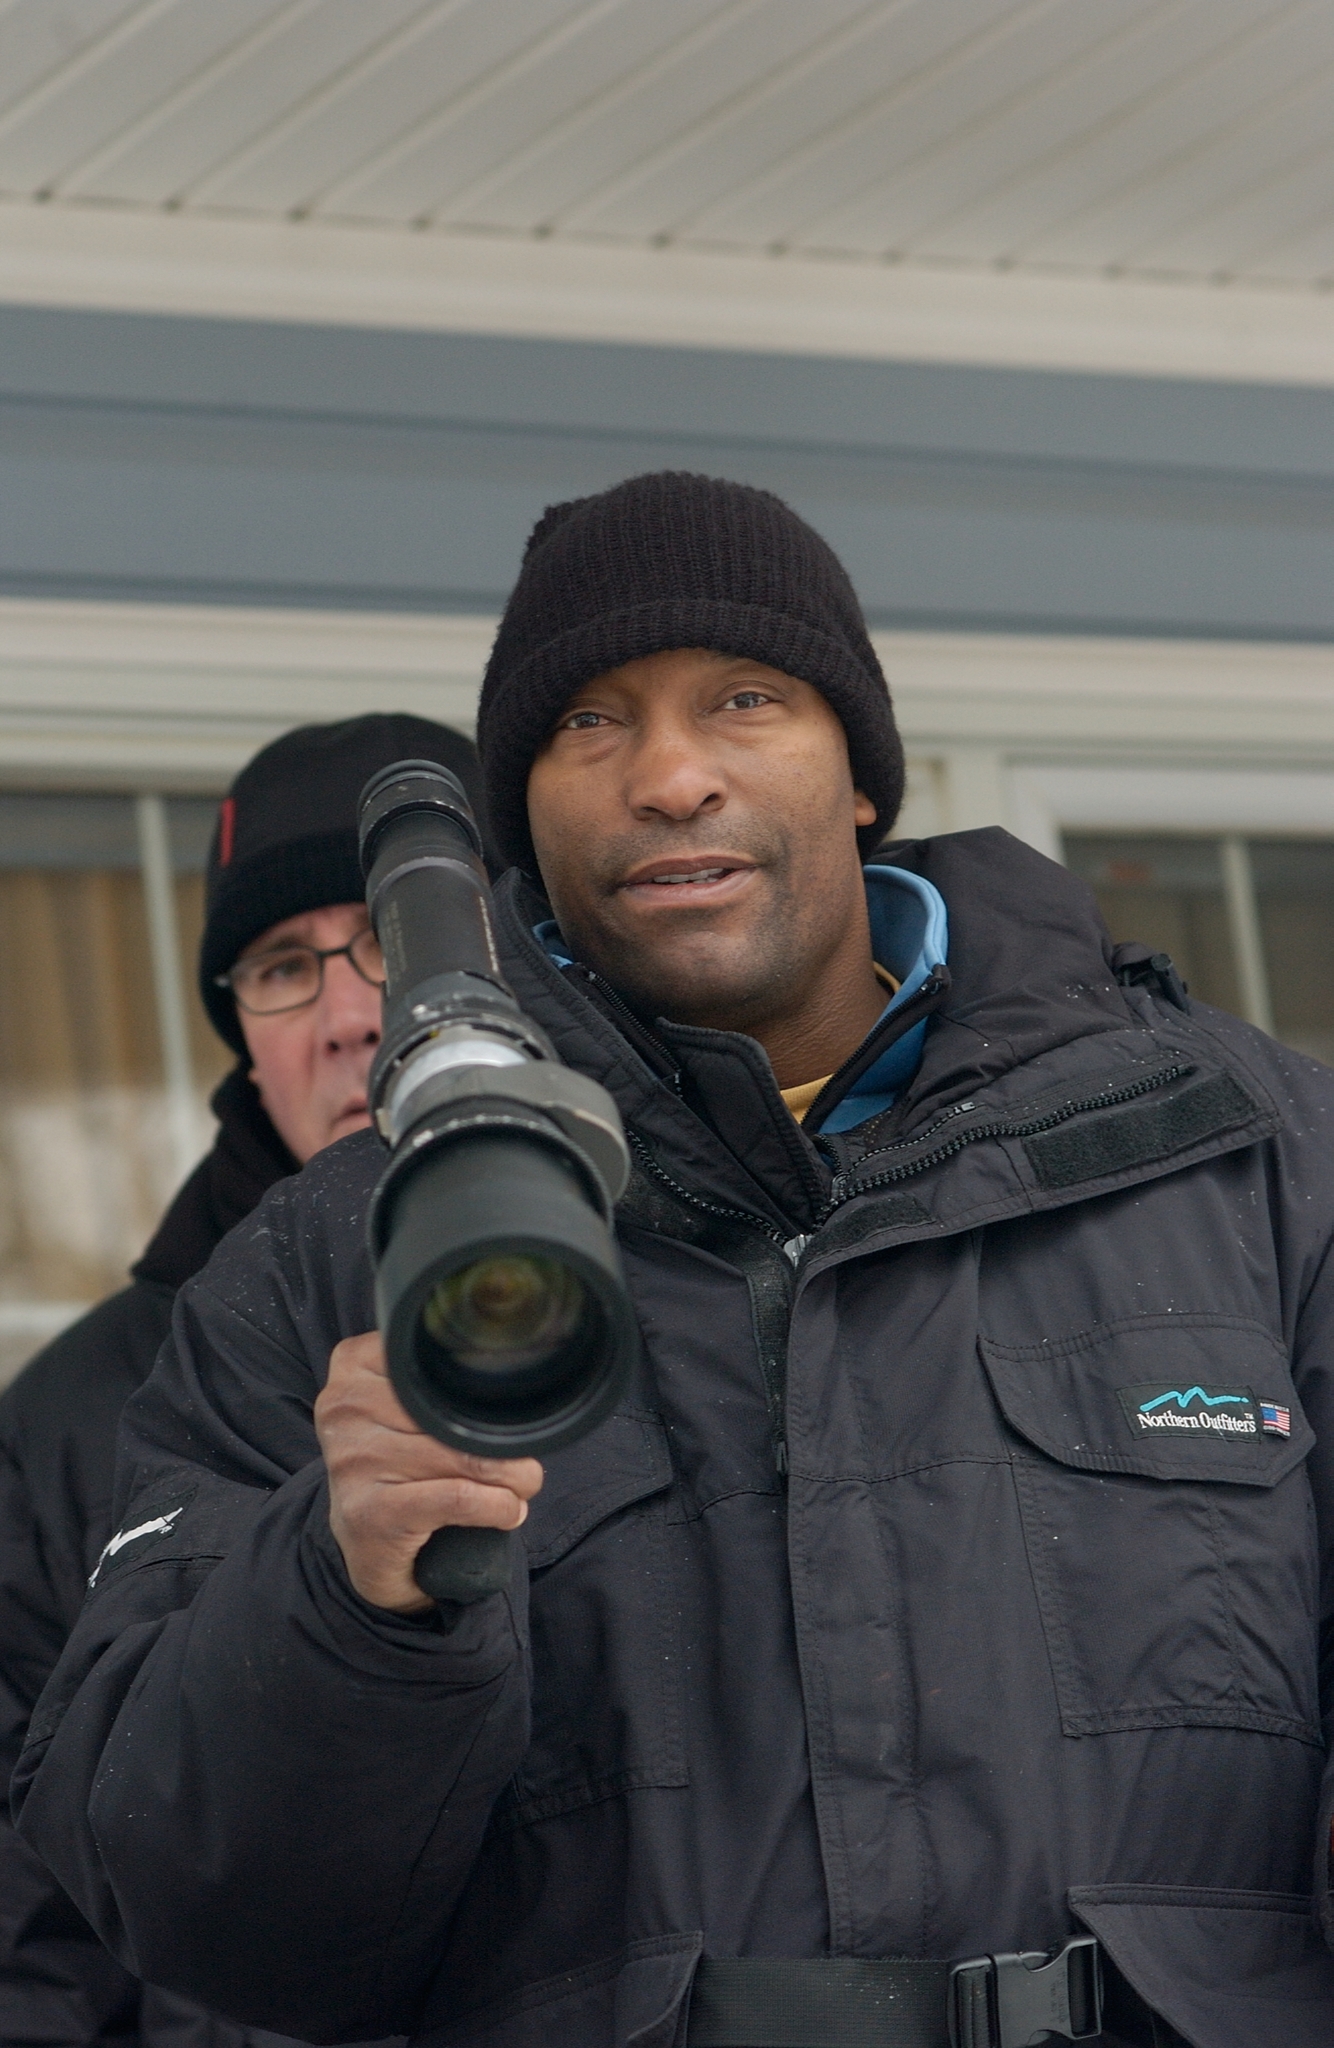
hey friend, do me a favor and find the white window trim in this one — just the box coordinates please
[1008,765,1334,867]
[1007,763,1334,1036]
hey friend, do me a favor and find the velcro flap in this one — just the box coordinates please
[1025,1071,1258,1190]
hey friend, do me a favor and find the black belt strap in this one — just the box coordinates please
[687,1938,1103,2048]
[688,1959,950,2047]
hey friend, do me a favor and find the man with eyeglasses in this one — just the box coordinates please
[0,713,481,2048]
[214,895,388,1164]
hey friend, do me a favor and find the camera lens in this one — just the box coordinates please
[420,1256,586,1375]
[377,1135,635,1455]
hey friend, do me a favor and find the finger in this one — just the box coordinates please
[365,1474,532,1535]
[316,1368,428,1441]
[332,1426,544,1499]
[328,1330,386,1380]
[316,1381,544,1495]
[317,1345,430,1443]
[419,1449,544,1498]
[323,1341,543,1509]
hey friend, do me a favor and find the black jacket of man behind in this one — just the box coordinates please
[0,1065,305,2047]
[14,831,1334,2048]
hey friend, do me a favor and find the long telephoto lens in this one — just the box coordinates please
[361,760,637,1595]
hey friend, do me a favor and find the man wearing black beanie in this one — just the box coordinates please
[477,470,904,877]
[17,475,1334,2048]
[1,713,479,2048]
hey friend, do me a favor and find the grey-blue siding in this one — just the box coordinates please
[2,304,1332,637]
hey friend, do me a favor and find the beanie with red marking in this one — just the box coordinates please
[199,714,484,1054]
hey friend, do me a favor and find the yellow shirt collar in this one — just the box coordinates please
[778,965,899,1125]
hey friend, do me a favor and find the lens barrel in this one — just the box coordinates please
[360,760,636,1473]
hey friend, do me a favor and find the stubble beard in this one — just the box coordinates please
[567,825,816,1034]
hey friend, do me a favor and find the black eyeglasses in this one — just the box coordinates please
[217,928,385,1016]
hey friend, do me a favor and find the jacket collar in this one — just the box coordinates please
[492,830,1275,1242]
[806,863,949,1134]
[497,868,818,1232]
[131,1063,297,1290]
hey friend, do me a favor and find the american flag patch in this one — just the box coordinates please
[1260,1401,1291,1438]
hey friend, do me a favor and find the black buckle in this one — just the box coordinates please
[1114,948,1189,1011]
[948,1935,1102,2048]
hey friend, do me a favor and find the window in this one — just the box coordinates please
[1063,833,1334,1064]
[0,792,230,1387]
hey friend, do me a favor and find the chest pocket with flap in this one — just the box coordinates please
[498,1407,685,1828]
[980,1315,1320,1743]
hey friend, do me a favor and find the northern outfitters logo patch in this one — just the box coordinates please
[1118,1382,1259,1441]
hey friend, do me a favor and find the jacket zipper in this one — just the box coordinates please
[803,967,950,1134]
[829,1061,1190,1206]
[634,1060,1190,1230]
[625,1126,787,1245]
[627,1061,1191,1478]
[625,1129,793,1475]
[564,962,683,1091]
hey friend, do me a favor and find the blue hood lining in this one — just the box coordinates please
[816,864,949,1133]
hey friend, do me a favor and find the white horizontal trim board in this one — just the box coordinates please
[1011,768,1334,867]
[0,600,496,679]
[2,601,1334,858]
[882,633,1334,756]
[3,202,1334,389]
[0,599,494,787]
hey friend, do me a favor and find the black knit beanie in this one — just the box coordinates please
[200,713,484,1053]
[477,472,904,875]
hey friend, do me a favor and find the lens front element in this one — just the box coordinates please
[410,1237,607,1439]
[421,1256,585,1374]
[377,1134,637,1456]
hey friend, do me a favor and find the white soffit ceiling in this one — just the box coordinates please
[1,0,1333,383]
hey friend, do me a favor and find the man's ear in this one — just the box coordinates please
[853,789,877,829]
